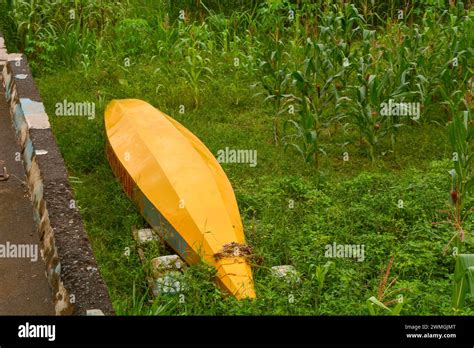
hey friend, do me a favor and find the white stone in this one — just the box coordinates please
[151,255,184,278]
[86,309,105,316]
[136,228,157,244]
[271,265,300,283]
[152,272,185,295]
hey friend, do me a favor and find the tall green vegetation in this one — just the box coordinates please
[1,0,473,315]
[446,110,474,311]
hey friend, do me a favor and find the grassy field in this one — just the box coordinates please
[1,0,474,315]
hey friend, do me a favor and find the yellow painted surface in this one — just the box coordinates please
[105,99,255,299]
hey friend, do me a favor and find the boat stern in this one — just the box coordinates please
[215,257,256,300]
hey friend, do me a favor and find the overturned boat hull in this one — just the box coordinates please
[105,99,256,299]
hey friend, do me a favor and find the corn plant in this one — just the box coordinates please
[438,58,470,121]
[230,50,257,106]
[179,38,213,108]
[435,10,473,120]
[309,261,334,307]
[336,3,366,44]
[155,23,180,64]
[283,38,344,168]
[337,59,385,160]
[337,29,380,161]
[256,40,291,144]
[453,254,474,310]
[441,110,474,311]
[338,24,421,161]
[443,111,474,252]
[255,0,290,43]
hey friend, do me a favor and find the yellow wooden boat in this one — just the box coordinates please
[105,99,256,299]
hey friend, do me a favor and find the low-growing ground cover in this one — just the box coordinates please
[1,0,473,315]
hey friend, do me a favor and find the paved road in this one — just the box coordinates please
[0,84,54,314]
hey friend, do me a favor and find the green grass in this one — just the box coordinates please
[2,0,473,315]
[34,60,473,315]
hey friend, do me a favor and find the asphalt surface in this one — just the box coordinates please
[0,84,54,315]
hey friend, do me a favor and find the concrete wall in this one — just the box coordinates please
[0,34,114,315]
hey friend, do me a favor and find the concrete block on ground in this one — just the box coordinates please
[135,228,158,244]
[152,271,186,296]
[150,255,187,296]
[151,255,184,278]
